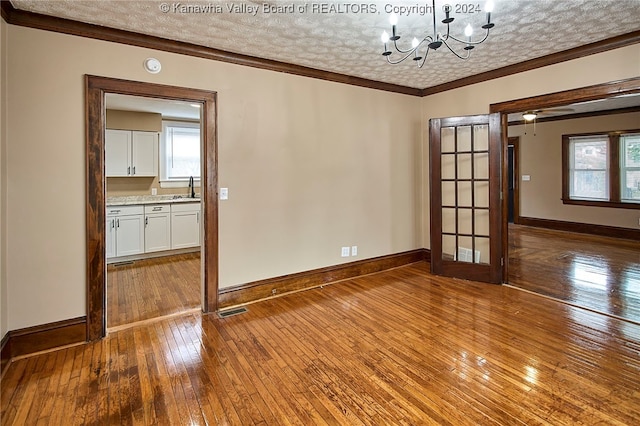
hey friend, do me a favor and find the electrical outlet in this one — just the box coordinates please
[341,247,350,257]
[351,246,358,256]
[220,187,229,200]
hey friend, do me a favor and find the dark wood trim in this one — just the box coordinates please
[491,77,640,114]
[3,2,639,97]
[518,217,640,241]
[0,2,420,97]
[0,317,87,377]
[507,106,640,126]
[1,332,10,377]
[86,75,218,341]
[218,249,429,309]
[560,198,640,210]
[423,31,640,97]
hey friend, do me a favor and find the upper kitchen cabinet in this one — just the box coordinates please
[106,129,158,177]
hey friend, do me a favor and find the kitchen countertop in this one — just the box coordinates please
[106,194,201,206]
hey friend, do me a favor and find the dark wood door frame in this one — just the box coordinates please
[507,137,520,224]
[85,75,219,341]
[490,76,640,283]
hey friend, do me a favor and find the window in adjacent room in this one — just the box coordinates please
[160,121,201,187]
[562,130,640,209]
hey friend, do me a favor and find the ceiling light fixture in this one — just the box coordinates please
[522,112,537,121]
[380,0,495,67]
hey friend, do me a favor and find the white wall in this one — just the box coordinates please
[421,44,640,248]
[5,25,422,331]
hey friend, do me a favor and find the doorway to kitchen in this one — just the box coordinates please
[85,76,218,341]
[105,94,204,329]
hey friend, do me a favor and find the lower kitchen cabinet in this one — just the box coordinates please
[171,202,201,249]
[107,205,145,258]
[144,204,171,253]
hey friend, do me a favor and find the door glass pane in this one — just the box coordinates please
[474,237,490,265]
[442,154,456,179]
[442,234,456,261]
[457,126,471,152]
[475,210,490,236]
[475,181,489,208]
[458,181,472,207]
[442,208,456,233]
[456,236,474,263]
[474,125,489,151]
[442,127,456,153]
[457,154,472,179]
[458,209,472,235]
[442,181,456,206]
[474,152,489,179]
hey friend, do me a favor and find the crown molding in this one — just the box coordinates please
[0,1,421,96]
[421,30,640,97]
[2,1,639,98]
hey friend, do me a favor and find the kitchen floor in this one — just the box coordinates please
[107,252,201,328]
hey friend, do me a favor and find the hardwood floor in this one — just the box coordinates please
[3,262,640,425]
[107,253,201,328]
[508,224,640,323]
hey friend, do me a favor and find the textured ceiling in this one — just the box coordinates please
[11,0,640,89]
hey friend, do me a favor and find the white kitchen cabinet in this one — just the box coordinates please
[171,202,201,249]
[107,205,144,258]
[144,204,171,253]
[105,129,158,177]
[106,216,116,259]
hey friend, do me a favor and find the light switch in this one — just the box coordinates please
[220,187,229,200]
[522,175,531,181]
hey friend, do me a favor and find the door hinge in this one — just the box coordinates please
[500,191,503,201]
[501,257,504,266]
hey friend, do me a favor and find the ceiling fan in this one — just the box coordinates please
[522,107,576,121]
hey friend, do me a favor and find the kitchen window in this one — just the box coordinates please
[160,121,201,187]
[562,130,640,209]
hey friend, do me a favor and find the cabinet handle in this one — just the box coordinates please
[116,218,120,228]
[127,166,131,175]
[133,166,136,175]
[145,217,148,226]
[111,219,115,229]
[109,209,120,214]
[153,207,162,211]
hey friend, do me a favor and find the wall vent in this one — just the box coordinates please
[217,307,248,319]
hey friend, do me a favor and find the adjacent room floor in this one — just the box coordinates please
[508,224,640,324]
[107,252,201,328]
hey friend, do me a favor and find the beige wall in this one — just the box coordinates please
[1,18,7,340]
[421,44,640,248]
[509,112,640,228]
[5,25,422,330]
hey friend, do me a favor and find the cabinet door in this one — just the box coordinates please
[105,129,131,177]
[171,211,200,249]
[106,218,116,259]
[116,214,145,256]
[132,131,158,177]
[145,213,171,253]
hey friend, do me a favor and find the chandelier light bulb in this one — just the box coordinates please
[411,37,420,48]
[389,13,398,26]
[464,24,473,37]
[485,0,494,13]
[381,31,390,43]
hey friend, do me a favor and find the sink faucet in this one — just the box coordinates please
[188,176,195,198]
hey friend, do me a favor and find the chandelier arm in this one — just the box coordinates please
[415,47,432,69]
[440,38,472,60]
[392,39,418,54]
[385,50,418,65]
[447,29,491,46]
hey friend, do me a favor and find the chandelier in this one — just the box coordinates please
[380,0,495,67]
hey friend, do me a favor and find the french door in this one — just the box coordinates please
[429,114,503,283]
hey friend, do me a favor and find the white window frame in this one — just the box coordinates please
[159,120,201,188]
[620,133,640,203]
[568,135,610,201]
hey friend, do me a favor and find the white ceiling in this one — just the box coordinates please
[11,0,640,90]
[106,93,202,120]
